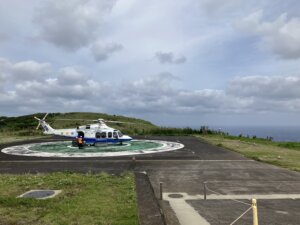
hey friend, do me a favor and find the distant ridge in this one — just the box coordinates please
[0,112,157,136]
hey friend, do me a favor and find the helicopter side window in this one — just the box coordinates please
[113,132,118,139]
[86,125,90,129]
[101,132,106,138]
[96,132,101,139]
[108,132,112,138]
[118,131,123,137]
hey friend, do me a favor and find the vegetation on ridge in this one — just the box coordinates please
[0,112,209,143]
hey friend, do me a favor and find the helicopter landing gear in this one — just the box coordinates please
[72,140,78,147]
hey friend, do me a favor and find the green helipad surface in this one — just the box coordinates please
[1,140,184,157]
[30,141,163,153]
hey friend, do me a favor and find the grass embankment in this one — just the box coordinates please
[198,134,300,172]
[0,172,138,225]
[0,112,158,144]
[0,112,206,144]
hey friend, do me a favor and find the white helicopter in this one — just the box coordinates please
[34,113,133,146]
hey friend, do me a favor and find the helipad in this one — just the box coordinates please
[1,140,184,157]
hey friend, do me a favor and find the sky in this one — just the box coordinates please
[1,0,300,127]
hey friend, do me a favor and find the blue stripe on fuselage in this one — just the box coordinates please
[83,138,132,144]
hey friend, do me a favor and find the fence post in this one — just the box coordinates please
[203,182,207,200]
[159,182,163,200]
[252,199,258,225]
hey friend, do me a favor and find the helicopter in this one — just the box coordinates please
[34,113,133,146]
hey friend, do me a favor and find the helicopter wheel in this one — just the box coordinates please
[72,140,78,147]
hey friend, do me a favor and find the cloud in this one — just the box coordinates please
[0,58,51,82]
[198,0,242,17]
[111,74,300,114]
[91,42,123,62]
[228,75,300,100]
[33,0,117,51]
[57,67,87,85]
[155,51,186,65]
[2,58,300,116]
[106,73,300,115]
[0,59,106,113]
[0,32,9,42]
[12,61,52,81]
[0,58,10,81]
[236,11,300,59]
[227,75,300,112]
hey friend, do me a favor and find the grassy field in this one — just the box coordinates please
[0,172,138,225]
[198,134,300,172]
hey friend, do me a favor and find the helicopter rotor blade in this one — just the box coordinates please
[56,119,91,121]
[34,116,40,121]
[55,118,135,124]
[36,123,41,130]
[42,113,49,120]
[104,120,134,124]
[34,116,41,130]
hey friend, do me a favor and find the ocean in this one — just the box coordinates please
[209,126,300,142]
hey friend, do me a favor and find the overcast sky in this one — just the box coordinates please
[1,0,300,127]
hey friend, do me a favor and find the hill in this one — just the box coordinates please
[0,112,206,144]
[0,112,157,138]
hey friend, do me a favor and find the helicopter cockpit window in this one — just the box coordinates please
[108,132,112,138]
[118,131,123,137]
[86,125,90,129]
[113,132,118,138]
[96,132,101,139]
[101,132,106,138]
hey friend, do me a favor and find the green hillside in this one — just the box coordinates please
[0,112,206,144]
[0,112,157,142]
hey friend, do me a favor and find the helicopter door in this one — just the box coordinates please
[77,131,84,138]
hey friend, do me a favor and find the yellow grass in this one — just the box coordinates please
[198,135,300,172]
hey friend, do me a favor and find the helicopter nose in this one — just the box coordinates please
[124,135,132,141]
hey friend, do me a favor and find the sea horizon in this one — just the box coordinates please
[196,125,300,142]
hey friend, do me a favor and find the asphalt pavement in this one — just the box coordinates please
[0,136,299,225]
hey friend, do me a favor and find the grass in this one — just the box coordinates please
[0,172,138,225]
[0,112,209,143]
[198,134,300,172]
[0,112,159,144]
[0,112,157,137]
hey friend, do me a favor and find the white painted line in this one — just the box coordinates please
[168,198,210,225]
